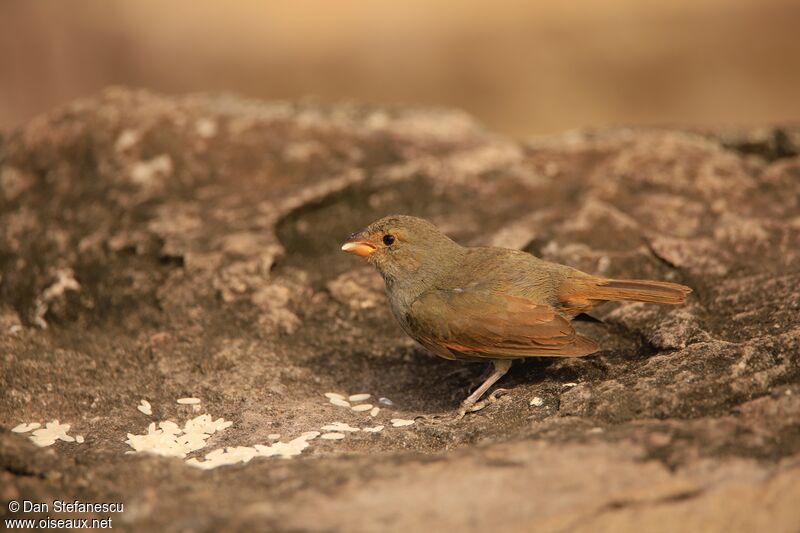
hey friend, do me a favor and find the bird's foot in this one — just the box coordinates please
[414,412,450,424]
[417,388,512,423]
[453,388,511,420]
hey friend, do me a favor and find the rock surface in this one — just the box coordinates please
[1,89,799,532]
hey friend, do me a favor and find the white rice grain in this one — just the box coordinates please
[329,398,351,408]
[529,396,544,407]
[370,407,380,417]
[324,392,346,401]
[159,420,181,434]
[390,418,415,427]
[351,404,373,412]
[27,420,76,447]
[363,425,384,433]
[321,422,359,432]
[320,432,345,440]
[30,433,57,447]
[177,397,201,405]
[187,431,319,469]
[76,435,85,443]
[125,414,232,458]
[348,393,371,402]
[11,422,41,433]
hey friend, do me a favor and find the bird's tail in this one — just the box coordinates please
[558,275,691,315]
[584,278,692,305]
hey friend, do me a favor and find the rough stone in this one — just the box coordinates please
[1,89,799,532]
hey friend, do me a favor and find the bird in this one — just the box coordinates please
[341,215,691,419]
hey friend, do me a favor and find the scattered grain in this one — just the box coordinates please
[351,403,373,412]
[348,393,371,402]
[324,392,346,401]
[321,432,346,440]
[370,407,380,417]
[363,425,384,433]
[321,422,359,432]
[177,397,201,405]
[125,414,231,458]
[27,420,77,447]
[530,396,544,407]
[329,398,351,408]
[390,418,415,427]
[11,422,41,433]
[137,399,153,415]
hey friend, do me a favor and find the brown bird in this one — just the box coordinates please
[341,215,691,419]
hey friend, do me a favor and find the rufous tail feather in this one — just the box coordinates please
[587,278,691,304]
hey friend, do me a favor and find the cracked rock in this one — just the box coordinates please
[1,90,799,532]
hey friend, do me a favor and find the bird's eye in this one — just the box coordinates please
[382,234,396,246]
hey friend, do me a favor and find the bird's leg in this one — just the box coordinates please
[454,359,512,420]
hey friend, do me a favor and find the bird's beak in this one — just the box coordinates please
[341,233,377,257]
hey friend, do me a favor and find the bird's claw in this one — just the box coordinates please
[417,388,513,423]
[414,412,448,424]
[487,387,510,403]
[455,388,511,419]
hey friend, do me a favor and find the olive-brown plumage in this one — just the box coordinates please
[342,215,691,418]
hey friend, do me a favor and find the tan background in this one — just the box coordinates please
[2,0,799,137]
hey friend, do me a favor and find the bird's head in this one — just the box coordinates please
[341,215,462,287]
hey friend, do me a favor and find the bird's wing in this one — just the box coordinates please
[408,289,599,360]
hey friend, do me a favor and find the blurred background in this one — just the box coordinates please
[1,0,799,138]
